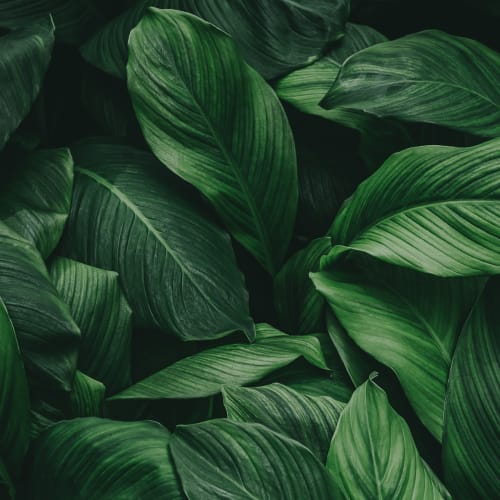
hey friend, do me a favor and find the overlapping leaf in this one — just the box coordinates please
[0,19,54,150]
[29,418,183,499]
[128,9,298,274]
[322,30,500,137]
[82,0,349,79]
[69,371,105,418]
[326,139,500,277]
[62,142,254,341]
[442,278,500,499]
[170,419,334,499]
[327,377,449,499]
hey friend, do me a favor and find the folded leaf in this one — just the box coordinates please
[0,19,54,150]
[29,418,183,499]
[171,419,335,499]
[83,0,349,79]
[0,222,80,391]
[128,9,298,274]
[321,30,500,137]
[0,148,73,258]
[62,142,254,341]
[110,324,336,400]
[327,139,500,277]
[327,376,449,499]
[442,278,500,499]
[51,258,132,393]
[0,297,30,477]
[223,383,344,462]
[312,260,485,440]
[69,371,105,418]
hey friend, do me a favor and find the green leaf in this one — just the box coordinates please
[82,0,349,80]
[327,139,500,277]
[327,376,449,499]
[29,417,183,499]
[69,371,105,418]
[0,222,80,391]
[170,419,334,499]
[321,30,500,137]
[0,458,15,500]
[0,148,73,258]
[128,9,298,274]
[50,257,132,394]
[110,324,337,401]
[312,259,485,440]
[223,383,344,462]
[0,297,30,477]
[274,237,331,333]
[62,141,254,342]
[0,19,54,150]
[442,277,500,499]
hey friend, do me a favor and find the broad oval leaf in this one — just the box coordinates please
[51,257,132,394]
[442,277,500,499]
[29,417,183,499]
[110,324,337,401]
[62,142,254,341]
[312,259,485,440]
[327,139,500,277]
[128,9,298,274]
[223,383,344,462]
[321,30,500,137]
[0,222,80,391]
[82,0,349,80]
[170,419,335,500]
[0,148,73,258]
[327,376,449,499]
[0,19,54,150]
[0,297,30,477]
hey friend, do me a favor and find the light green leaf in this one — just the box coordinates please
[82,0,349,79]
[327,376,449,499]
[274,237,331,334]
[51,257,132,394]
[0,222,80,391]
[29,418,183,499]
[327,139,500,277]
[0,19,54,150]
[0,297,30,477]
[62,142,254,342]
[223,383,344,462]
[69,371,105,418]
[442,277,500,499]
[128,9,298,274]
[321,30,500,137]
[170,419,335,500]
[312,259,485,440]
[0,148,73,258]
[110,324,337,401]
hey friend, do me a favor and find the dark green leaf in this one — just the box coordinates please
[128,9,298,274]
[0,459,15,500]
[69,371,105,418]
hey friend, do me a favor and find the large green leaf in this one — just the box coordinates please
[110,324,337,401]
[327,376,449,499]
[0,297,30,477]
[0,148,73,258]
[170,419,334,499]
[69,371,105,418]
[51,258,132,394]
[274,237,331,333]
[82,0,349,79]
[128,9,298,274]
[442,278,500,499]
[326,139,500,277]
[29,418,183,499]
[321,30,500,137]
[312,259,485,440]
[0,222,80,391]
[62,142,254,341]
[0,19,54,150]
[223,383,344,462]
